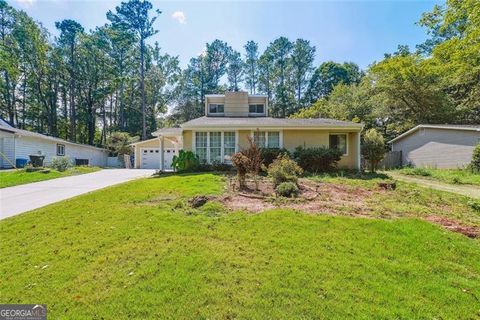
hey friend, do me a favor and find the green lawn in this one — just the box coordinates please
[0,166,101,188]
[0,173,479,319]
[394,167,480,186]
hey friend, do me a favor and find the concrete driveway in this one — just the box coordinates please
[0,169,156,220]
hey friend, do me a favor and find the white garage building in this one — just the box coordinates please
[131,128,183,170]
[0,119,108,168]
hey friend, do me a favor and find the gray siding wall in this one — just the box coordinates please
[392,128,480,168]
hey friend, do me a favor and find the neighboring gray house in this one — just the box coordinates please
[0,119,108,169]
[389,124,480,169]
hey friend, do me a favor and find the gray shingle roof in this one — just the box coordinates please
[181,116,363,129]
[389,124,480,143]
[0,124,108,151]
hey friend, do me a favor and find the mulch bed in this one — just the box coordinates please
[190,176,479,239]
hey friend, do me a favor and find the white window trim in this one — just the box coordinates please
[250,130,283,148]
[56,144,65,156]
[192,130,237,163]
[329,133,349,156]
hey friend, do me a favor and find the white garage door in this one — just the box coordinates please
[140,148,177,170]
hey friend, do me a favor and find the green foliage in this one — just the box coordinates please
[260,148,291,168]
[0,166,99,188]
[468,200,480,212]
[107,132,137,156]
[267,154,303,186]
[396,167,480,186]
[305,61,363,103]
[1,174,480,319]
[362,129,385,173]
[49,156,71,172]
[276,181,299,198]
[470,144,480,172]
[401,167,432,177]
[293,146,342,173]
[171,150,199,172]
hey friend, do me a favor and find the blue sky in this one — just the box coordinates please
[9,0,442,69]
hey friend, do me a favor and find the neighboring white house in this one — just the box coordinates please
[389,124,480,168]
[0,119,108,169]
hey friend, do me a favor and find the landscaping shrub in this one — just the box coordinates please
[172,150,199,172]
[231,152,250,189]
[260,148,291,168]
[362,128,385,173]
[276,181,299,198]
[242,137,263,190]
[293,146,342,173]
[470,144,480,172]
[50,156,71,172]
[268,154,303,186]
[211,160,232,172]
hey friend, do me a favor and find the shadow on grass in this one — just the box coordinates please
[150,170,235,179]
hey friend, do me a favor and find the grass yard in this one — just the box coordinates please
[1,173,479,319]
[0,166,101,188]
[394,167,480,186]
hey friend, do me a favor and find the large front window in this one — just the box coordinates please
[195,131,237,163]
[210,132,222,162]
[195,132,208,162]
[253,131,280,148]
[223,132,235,162]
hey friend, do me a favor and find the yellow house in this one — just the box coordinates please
[133,92,363,170]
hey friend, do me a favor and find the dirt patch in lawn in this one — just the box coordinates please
[425,216,479,238]
[221,178,376,217]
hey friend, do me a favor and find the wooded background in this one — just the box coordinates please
[0,0,478,147]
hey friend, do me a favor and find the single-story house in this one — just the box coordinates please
[132,91,363,170]
[0,118,108,168]
[389,124,480,168]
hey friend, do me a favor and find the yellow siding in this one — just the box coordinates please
[183,130,193,151]
[237,130,251,150]
[181,129,360,169]
[283,129,359,169]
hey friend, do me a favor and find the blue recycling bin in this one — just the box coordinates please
[16,158,28,168]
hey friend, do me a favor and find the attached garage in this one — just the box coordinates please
[139,147,178,170]
[131,131,183,170]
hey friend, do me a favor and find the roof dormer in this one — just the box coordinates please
[205,92,268,117]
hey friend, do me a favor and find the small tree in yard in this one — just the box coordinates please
[231,152,250,189]
[362,128,385,172]
[470,144,480,172]
[107,132,138,165]
[243,136,263,190]
[231,136,263,190]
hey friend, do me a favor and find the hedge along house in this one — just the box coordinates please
[389,124,480,168]
[136,92,363,170]
[0,118,108,168]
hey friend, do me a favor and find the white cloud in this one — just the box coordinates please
[171,11,187,25]
[16,0,36,7]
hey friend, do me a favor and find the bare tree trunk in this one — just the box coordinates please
[69,42,76,142]
[140,38,146,140]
